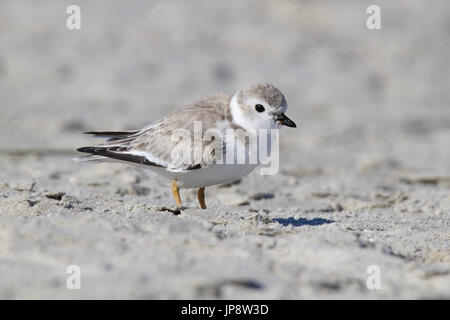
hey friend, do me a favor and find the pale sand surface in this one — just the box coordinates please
[0,0,449,299]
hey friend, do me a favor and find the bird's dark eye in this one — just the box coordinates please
[255,104,265,112]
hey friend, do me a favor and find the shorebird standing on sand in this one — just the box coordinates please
[77,83,296,209]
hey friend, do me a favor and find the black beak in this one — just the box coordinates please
[276,113,297,128]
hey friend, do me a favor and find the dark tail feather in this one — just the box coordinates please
[76,146,163,167]
[76,146,98,154]
[84,130,140,142]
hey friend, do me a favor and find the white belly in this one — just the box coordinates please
[145,164,257,188]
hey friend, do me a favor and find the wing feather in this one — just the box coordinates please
[77,93,232,171]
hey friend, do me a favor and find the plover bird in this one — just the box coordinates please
[77,83,296,209]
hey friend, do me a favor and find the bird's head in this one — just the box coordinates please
[230,82,296,131]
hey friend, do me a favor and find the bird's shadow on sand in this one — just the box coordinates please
[273,217,335,227]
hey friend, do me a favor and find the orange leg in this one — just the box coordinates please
[197,187,206,209]
[171,180,182,206]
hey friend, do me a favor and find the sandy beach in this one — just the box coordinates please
[0,0,449,299]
